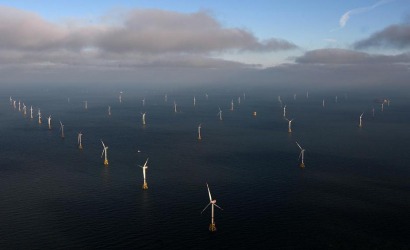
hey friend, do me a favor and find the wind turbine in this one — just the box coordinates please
[9,96,12,105]
[119,91,123,103]
[381,103,384,112]
[201,183,223,232]
[59,121,64,138]
[22,103,27,116]
[78,131,83,149]
[335,96,338,103]
[18,100,21,111]
[217,107,223,121]
[139,158,149,190]
[101,140,109,165]
[238,96,241,105]
[193,96,196,107]
[47,115,52,130]
[142,97,145,106]
[359,112,364,128]
[141,112,146,125]
[13,100,16,109]
[198,123,202,140]
[296,141,305,168]
[37,109,42,124]
[174,101,178,113]
[84,101,88,110]
[108,106,111,116]
[30,106,33,119]
[322,99,325,107]
[283,105,286,117]
[285,118,294,133]
[306,91,309,99]
[230,99,234,111]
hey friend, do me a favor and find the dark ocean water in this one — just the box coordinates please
[1,83,409,249]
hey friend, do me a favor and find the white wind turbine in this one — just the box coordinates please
[13,100,16,109]
[37,109,42,124]
[141,112,146,125]
[359,112,364,128]
[22,103,27,116]
[84,101,88,110]
[230,99,234,111]
[201,183,223,232]
[108,106,111,116]
[306,91,309,99]
[142,98,145,106]
[238,96,241,105]
[193,96,196,107]
[30,106,33,119]
[78,131,83,149]
[296,141,305,168]
[139,158,149,190]
[285,118,294,133]
[217,107,223,121]
[18,100,21,111]
[198,123,202,140]
[322,99,325,107]
[59,121,65,138]
[101,140,109,165]
[47,115,52,130]
[119,91,123,103]
[174,101,178,113]
[381,103,384,112]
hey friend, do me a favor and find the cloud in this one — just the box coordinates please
[353,23,410,49]
[295,48,410,65]
[339,0,393,28]
[0,6,297,71]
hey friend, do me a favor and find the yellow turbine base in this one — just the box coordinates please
[209,223,217,232]
[300,163,305,168]
[288,129,292,133]
[104,160,109,166]
[142,183,148,190]
[79,145,83,150]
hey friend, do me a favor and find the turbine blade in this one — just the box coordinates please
[201,203,211,214]
[296,142,302,150]
[206,183,213,202]
[214,204,223,211]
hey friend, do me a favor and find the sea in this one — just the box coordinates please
[0,82,409,249]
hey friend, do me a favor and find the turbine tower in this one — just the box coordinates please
[47,115,52,130]
[108,106,111,116]
[198,123,202,140]
[201,183,223,232]
[101,140,109,165]
[78,132,83,149]
[359,112,364,128]
[193,96,196,107]
[283,105,286,117]
[139,158,149,190]
[296,141,305,168]
[285,118,294,133]
[141,112,146,125]
[59,121,65,138]
[230,99,234,111]
[174,101,177,113]
[84,101,88,110]
[37,109,42,124]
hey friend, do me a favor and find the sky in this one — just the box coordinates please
[0,0,409,86]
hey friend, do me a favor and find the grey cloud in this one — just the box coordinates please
[0,6,297,56]
[353,24,410,49]
[96,9,297,53]
[295,48,410,65]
